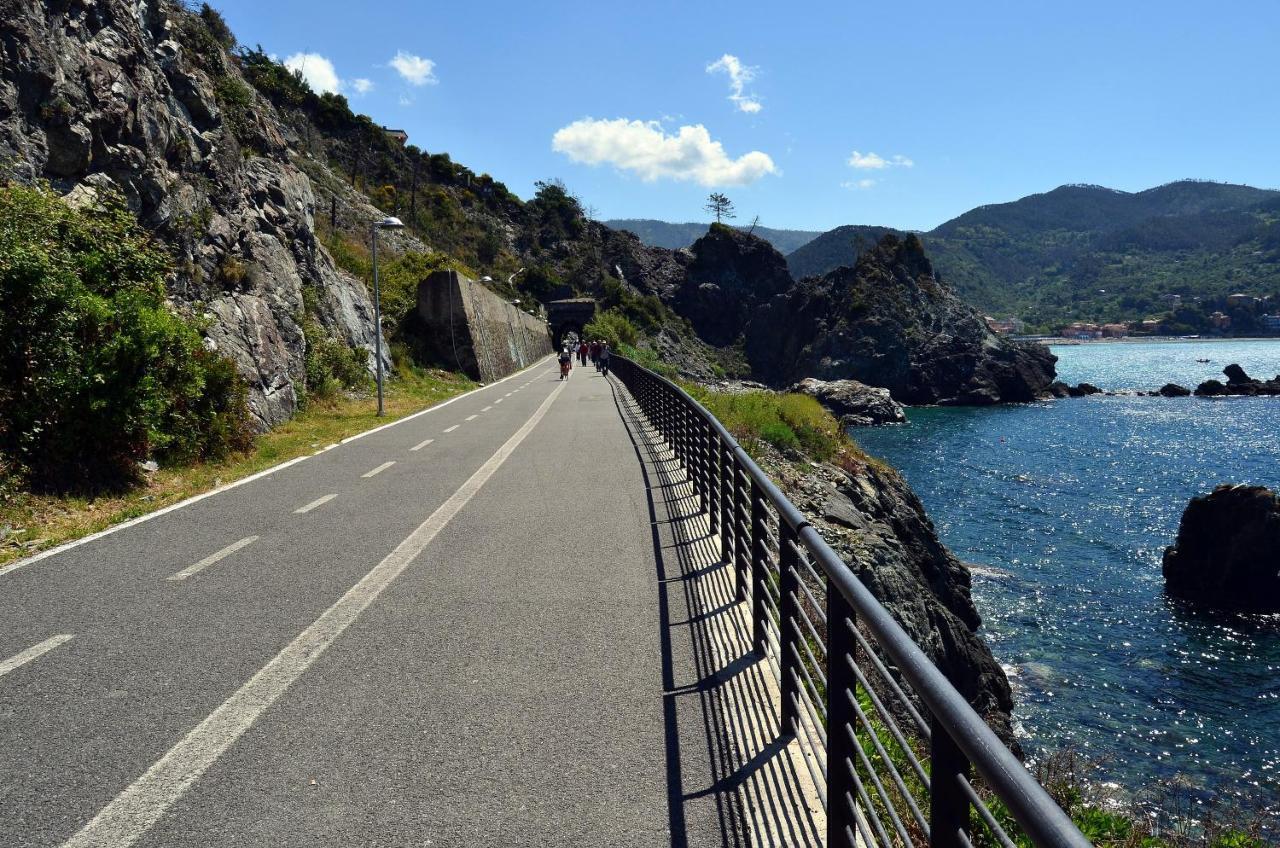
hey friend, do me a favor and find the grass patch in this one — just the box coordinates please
[0,366,475,567]
[682,385,846,462]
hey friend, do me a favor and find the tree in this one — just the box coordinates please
[705,192,736,223]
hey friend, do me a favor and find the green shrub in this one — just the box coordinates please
[583,309,638,350]
[0,182,252,491]
[298,288,370,402]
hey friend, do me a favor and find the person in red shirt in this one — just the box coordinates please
[578,340,588,366]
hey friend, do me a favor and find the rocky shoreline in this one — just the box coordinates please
[1045,364,1280,400]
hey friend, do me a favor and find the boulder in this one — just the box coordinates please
[1159,383,1191,397]
[1045,381,1073,398]
[1076,382,1102,395]
[1224,363,1252,385]
[789,377,907,427]
[1162,485,1280,612]
[1194,379,1228,397]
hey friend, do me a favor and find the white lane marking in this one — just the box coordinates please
[493,399,503,405]
[0,634,75,679]
[166,537,258,582]
[0,355,557,580]
[61,379,569,848]
[294,494,337,514]
[443,425,459,433]
[410,438,434,452]
[361,461,395,479]
[481,406,492,412]
[465,414,478,421]
[504,392,512,397]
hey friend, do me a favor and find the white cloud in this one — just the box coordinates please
[283,52,342,95]
[552,118,776,187]
[848,150,914,170]
[842,178,878,191]
[390,51,437,86]
[351,78,374,95]
[707,54,762,113]
[398,94,413,107]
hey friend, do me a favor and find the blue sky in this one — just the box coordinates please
[212,0,1280,232]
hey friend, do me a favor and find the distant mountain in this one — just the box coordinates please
[786,181,1280,330]
[605,219,822,254]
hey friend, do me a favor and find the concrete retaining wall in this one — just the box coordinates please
[415,270,553,383]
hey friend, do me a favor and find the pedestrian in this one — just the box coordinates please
[599,342,611,377]
[578,340,588,366]
[589,340,600,366]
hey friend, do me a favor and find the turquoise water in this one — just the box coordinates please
[854,340,1280,821]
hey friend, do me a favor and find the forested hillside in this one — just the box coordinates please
[786,182,1280,331]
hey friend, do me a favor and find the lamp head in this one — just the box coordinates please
[374,216,405,229]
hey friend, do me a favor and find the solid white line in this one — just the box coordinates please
[166,536,258,582]
[465,414,478,421]
[294,494,337,514]
[0,355,556,580]
[61,379,569,848]
[481,406,492,412]
[361,461,395,479]
[0,634,75,679]
[410,438,434,452]
[443,425,459,433]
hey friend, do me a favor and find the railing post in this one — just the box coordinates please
[706,421,719,535]
[778,519,800,729]
[719,444,734,562]
[733,463,749,603]
[827,581,857,848]
[930,719,972,848]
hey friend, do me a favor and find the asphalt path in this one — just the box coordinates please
[0,357,734,847]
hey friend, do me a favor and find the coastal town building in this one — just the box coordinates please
[984,316,1024,334]
[381,126,409,146]
[1063,321,1102,339]
[1262,314,1280,332]
[1102,323,1128,338]
[1160,293,1183,308]
[1209,311,1232,330]
[1226,293,1258,308]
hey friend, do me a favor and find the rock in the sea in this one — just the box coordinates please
[1159,383,1191,397]
[1224,363,1252,385]
[788,377,907,426]
[1076,382,1102,395]
[1162,485,1280,612]
[1046,381,1073,398]
[1194,379,1229,397]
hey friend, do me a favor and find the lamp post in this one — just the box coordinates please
[371,215,405,416]
[506,268,526,368]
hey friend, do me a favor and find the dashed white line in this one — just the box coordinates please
[362,461,396,478]
[0,634,74,679]
[465,414,478,421]
[59,378,570,848]
[411,438,434,451]
[481,406,492,412]
[166,536,258,582]
[294,494,337,514]
[493,398,503,405]
[443,425,459,433]
[504,392,512,397]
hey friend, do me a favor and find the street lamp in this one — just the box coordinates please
[371,215,404,416]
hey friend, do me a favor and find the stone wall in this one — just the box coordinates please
[416,270,552,382]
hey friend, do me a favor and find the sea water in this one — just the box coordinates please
[854,339,1280,821]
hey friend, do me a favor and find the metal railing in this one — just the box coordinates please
[611,356,1092,848]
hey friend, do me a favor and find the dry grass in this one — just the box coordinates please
[0,367,475,568]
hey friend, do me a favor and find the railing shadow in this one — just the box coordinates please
[609,378,824,848]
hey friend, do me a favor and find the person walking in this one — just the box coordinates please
[598,342,611,377]
[578,340,588,366]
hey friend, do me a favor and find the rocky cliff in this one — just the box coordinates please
[0,0,385,429]
[745,234,1057,404]
[752,440,1019,749]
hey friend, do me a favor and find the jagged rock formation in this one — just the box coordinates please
[1163,485,1280,612]
[674,223,793,345]
[0,0,384,428]
[755,442,1019,749]
[745,234,1057,404]
[1194,364,1280,397]
[788,377,906,426]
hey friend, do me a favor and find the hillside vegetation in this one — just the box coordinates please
[786,181,1280,331]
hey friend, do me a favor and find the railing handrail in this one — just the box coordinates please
[612,355,1091,848]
